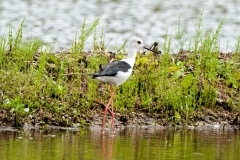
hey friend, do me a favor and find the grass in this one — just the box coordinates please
[0,15,239,127]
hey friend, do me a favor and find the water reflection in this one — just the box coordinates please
[102,135,114,160]
[0,128,239,160]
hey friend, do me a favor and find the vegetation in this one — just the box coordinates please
[0,15,239,127]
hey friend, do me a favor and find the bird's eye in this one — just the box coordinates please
[137,41,141,44]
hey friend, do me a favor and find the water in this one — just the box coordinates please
[0,0,240,52]
[0,128,239,160]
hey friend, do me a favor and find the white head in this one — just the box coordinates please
[129,37,144,50]
[126,37,144,59]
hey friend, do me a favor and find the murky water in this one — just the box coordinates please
[0,127,239,160]
[0,0,240,52]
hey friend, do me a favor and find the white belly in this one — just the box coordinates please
[95,70,132,86]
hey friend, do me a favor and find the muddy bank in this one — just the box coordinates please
[0,106,239,131]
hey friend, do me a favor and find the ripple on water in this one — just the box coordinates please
[0,0,240,52]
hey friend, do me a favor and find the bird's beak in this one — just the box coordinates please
[144,46,161,54]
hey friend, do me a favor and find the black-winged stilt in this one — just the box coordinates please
[91,37,151,133]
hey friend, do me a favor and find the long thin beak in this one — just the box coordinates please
[144,46,161,54]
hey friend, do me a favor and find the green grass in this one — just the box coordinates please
[0,16,239,127]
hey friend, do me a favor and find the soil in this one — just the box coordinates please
[0,106,239,131]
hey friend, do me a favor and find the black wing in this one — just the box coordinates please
[92,61,131,78]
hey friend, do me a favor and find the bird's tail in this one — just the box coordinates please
[61,73,93,77]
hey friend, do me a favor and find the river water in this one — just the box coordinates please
[0,127,239,160]
[0,0,240,52]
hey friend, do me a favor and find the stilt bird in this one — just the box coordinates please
[91,37,156,133]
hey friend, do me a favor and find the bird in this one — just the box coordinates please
[91,36,145,133]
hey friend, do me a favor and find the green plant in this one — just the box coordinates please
[175,14,188,53]
[3,96,29,126]
[71,17,100,54]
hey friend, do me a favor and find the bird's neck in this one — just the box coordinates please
[125,47,138,67]
[127,47,138,59]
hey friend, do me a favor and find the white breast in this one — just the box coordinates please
[95,69,132,86]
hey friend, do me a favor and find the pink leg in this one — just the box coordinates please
[111,93,115,134]
[95,100,113,115]
[102,86,117,133]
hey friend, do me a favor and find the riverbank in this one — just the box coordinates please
[0,105,239,131]
[0,19,240,130]
[0,50,239,130]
